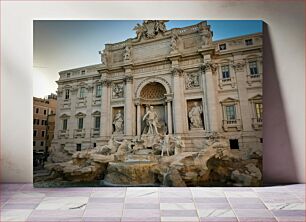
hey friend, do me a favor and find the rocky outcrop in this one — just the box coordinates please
[41,142,262,187]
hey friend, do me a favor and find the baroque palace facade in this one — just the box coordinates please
[53,20,262,154]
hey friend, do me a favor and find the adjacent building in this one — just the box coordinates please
[33,93,57,153]
[52,20,263,154]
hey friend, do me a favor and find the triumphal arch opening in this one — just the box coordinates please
[45,20,263,187]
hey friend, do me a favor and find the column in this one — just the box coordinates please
[172,68,184,134]
[85,84,93,139]
[167,100,173,134]
[100,79,109,139]
[201,54,218,132]
[136,102,141,136]
[124,75,133,137]
[233,55,252,131]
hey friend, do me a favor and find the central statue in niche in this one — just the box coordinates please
[142,105,160,135]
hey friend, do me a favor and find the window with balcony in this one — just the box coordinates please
[79,87,86,98]
[63,119,68,130]
[221,98,241,131]
[249,95,263,130]
[96,84,102,97]
[65,89,70,99]
[95,116,100,129]
[78,118,84,129]
[249,61,258,75]
[225,105,236,123]
[221,65,230,80]
[255,102,263,122]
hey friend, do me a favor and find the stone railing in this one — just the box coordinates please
[74,129,86,138]
[252,117,263,130]
[91,128,100,137]
[58,130,69,139]
[219,77,236,89]
[247,74,262,86]
[222,119,242,131]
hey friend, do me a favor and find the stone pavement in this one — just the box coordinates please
[1,184,304,222]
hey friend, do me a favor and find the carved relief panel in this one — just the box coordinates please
[112,82,124,99]
[185,72,200,90]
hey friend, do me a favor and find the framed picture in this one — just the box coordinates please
[33,20,263,187]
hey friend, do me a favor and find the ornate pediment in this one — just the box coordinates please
[133,20,168,41]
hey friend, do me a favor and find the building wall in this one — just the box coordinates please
[52,25,262,155]
[1,1,304,183]
[33,96,57,153]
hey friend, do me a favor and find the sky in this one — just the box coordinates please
[33,20,262,98]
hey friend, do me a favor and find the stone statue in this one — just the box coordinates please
[174,136,185,155]
[114,139,129,161]
[161,134,170,157]
[123,46,131,61]
[97,136,117,155]
[133,23,145,41]
[99,49,108,65]
[142,106,159,135]
[202,30,212,47]
[113,110,124,134]
[155,20,167,33]
[188,102,203,129]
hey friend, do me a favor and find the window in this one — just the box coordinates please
[81,70,86,75]
[76,144,82,151]
[230,139,239,149]
[44,109,47,115]
[42,131,45,137]
[63,119,68,130]
[65,89,70,100]
[221,65,230,79]
[66,73,71,78]
[245,39,253,46]
[78,118,84,129]
[219,43,226,50]
[37,119,40,125]
[41,120,44,125]
[93,143,96,148]
[225,105,236,120]
[33,119,36,124]
[95,116,100,129]
[40,141,44,146]
[79,87,86,98]
[33,130,37,137]
[45,120,48,125]
[33,141,36,146]
[260,138,263,143]
[255,103,263,120]
[96,84,102,97]
[249,61,258,75]
[36,108,39,113]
